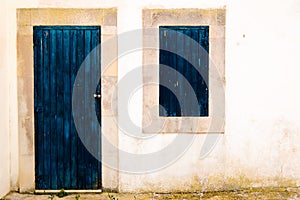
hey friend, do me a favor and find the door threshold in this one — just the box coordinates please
[35,189,102,194]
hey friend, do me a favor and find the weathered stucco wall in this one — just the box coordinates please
[2,0,300,195]
[0,0,11,198]
[118,0,300,192]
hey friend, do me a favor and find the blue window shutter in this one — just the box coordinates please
[159,26,209,117]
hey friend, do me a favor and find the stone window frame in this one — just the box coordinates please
[17,8,118,192]
[142,9,225,134]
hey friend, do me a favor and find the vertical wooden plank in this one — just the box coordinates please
[76,28,86,189]
[182,28,189,82]
[190,28,200,116]
[56,29,64,189]
[176,28,184,116]
[34,28,45,189]
[95,77,102,189]
[90,29,97,189]
[160,27,179,117]
[33,28,38,186]
[96,28,101,188]
[167,29,180,116]
[62,29,71,189]
[94,29,101,126]
[84,29,92,189]
[168,27,177,116]
[97,27,101,189]
[49,29,58,189]
[70,29,78,189]
[198,28,204,116]
[182,28,192,116]
[42,29,51,189]
[204,27,209,116]
[199,27,209,116]
[90,28,101,189]
[33,28,38,187]
[159,28,166,116]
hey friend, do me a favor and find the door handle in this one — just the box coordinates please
[94,94,101,98]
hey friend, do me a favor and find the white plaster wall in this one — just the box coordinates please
[4,0,300,193]
[0,0,11,198]
[7,1,19,192]
[117,0,300,192]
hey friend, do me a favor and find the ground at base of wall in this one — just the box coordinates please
[3,187,300,200]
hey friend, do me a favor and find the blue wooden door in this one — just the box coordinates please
[34,26,101,189]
